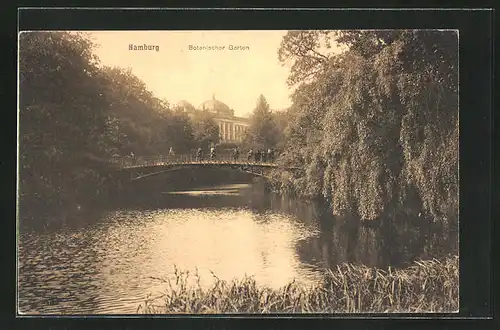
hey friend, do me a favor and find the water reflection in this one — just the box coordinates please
[18,182,457,314]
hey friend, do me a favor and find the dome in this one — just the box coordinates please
[198,95,234,116]
[176,100,196,112]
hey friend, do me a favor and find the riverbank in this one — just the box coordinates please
[139,255,458,314]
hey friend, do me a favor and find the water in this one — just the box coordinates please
[18,182,457,315]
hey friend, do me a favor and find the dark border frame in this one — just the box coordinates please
[5,6,495,330]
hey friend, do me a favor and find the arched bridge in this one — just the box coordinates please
[108,154,299,181]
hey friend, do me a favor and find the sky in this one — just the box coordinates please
[88,31,294,117]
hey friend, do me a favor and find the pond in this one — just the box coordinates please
[18,180,458,314]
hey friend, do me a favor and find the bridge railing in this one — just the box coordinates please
[108,153,278,169]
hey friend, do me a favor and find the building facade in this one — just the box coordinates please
[176,96,250,143]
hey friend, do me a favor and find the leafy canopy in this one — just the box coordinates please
[277,30,458,225]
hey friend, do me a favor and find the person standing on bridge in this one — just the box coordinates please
[168,147,175,162]
[210,146,216,161]
[197,147,203,161]
[267,148,273,163]
[262,149,267,163]
[247,149,253,162]
[233,147,240,162]
[254,149,260,163]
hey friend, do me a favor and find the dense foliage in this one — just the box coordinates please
[242,95,282,150]
[188,110,220,150]
[275,30,458,227]
[18,32,203,216]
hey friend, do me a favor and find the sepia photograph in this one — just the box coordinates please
[17,29,459,315]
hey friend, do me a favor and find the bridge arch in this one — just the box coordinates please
[106,154,300,185]
[123,163,276,182]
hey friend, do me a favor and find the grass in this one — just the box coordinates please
[137,255,458,314]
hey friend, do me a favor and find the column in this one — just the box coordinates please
[221,122,224,141]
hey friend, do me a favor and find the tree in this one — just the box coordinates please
[277,30,458,228]
[19,32,107,159]
[165,111,195,153]
[278,30,337,86]
[18,31,109,212]
[271,109,290,151]
[18,31,201,219]
[98,66,181,156]
[189,111,220,150]
[243,95,280,150]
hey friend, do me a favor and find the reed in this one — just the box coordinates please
[138,255,458,314]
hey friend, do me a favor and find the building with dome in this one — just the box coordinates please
[176,95,250,143]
